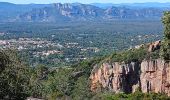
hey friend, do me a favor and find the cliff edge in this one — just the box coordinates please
[90,40,170,96]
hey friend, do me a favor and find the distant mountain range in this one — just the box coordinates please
[0,2,51,21]
[91,2,170,8]
[0,2,170,22]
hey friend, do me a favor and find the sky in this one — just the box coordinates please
[0,0,170,4]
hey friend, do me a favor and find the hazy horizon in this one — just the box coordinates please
[0,0,170,4]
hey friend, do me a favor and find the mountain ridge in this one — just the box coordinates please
[0,2,170,22]
[17,3,165,22]
[91,2,170,8]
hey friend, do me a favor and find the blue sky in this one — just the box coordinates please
[0,0,170,4]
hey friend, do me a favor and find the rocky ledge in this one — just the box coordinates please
[90,59,170,96]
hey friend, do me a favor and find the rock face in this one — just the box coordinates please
[148,40,161,52]
[90,59,170,96]
[140,59,170,95]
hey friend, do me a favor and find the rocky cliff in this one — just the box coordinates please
[90,59,170,96]
[18,3,165,22]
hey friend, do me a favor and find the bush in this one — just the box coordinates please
[160,11,170,61]
[0,50,30,99]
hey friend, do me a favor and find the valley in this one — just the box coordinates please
[0,20,163,67]
[0,1,170,100]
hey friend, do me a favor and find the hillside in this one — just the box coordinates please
[90,41,170,96]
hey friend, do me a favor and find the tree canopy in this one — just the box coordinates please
[161,11,170,61]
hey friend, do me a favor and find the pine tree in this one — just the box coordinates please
[160,11,170,61]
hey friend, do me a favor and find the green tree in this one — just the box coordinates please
[0,50,30,99]
[28,64,48,98]
[161,11,170,60]
[43,68,72,99]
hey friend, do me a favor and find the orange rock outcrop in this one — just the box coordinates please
[90,59,170,96]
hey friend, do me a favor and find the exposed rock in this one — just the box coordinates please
[140,59,170,96]
[148,40,161,52]
[90,59,170,96]
[90,62,140,93]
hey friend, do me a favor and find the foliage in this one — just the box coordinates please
[43,68,72,99]
[0,50,30,99]
[0,47,169,100]
[161,11,170,61]
[96,92,170,100]
[28,65,48,98]
[0,49,79,99]
[67,58,103,99]
[107,47,147,63]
